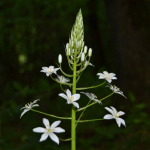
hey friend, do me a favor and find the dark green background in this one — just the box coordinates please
[1,0,150,150]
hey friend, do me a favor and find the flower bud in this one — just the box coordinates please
[66,43,69,50]
[84,46,88,53]
[81,53,85,62]
[58,54,62,63]
[67,48,70,56]
[88,48,92,57]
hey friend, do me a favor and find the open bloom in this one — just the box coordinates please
[41,66,59,76]
[59,89,80,108]
[33,118,65,144]
[20,99,39,118]
[97,71,117,83]
[106,84,127,98]
[55,75,70,84]
[103,106,126,127]
[80,92,102,104]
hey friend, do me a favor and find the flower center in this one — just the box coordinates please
[69,96,74,102]
[47,129,51,133]
[47,68,52,73]
[106,73,111,79]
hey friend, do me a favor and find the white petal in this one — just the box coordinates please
[115,91,127,98]
[40,133,49,142]
[58,93,68,100]
[43,118,50,128]
[49,133,59,145]
[110,106,117,114]
[103,114,113,119]
[117,111,125,116]
[42,67,48,70]
[111,77,117,80]
[32,104,39,107]
[20,109,30,118]
[116,118,126,127]
[72,102,79,108]
[49,66,54,69]
[51,121,61,129]
[103,71,108,75]
[20,106,27,110]
[105,107,114,115]
[46,73,50,76]
[54,127,65,133]
[33,127,47,133]
[110,73,116,76]
[72,94,80,101]
[33,99,40,104]
[106,79,112,83]
[66,89,71,97]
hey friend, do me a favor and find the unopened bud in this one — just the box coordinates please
[66,43,69,50]
[58,54,62,63]
[81,53,85,62]
[67,48,70,56]
[84,46,88,53]
[88,48,92,57]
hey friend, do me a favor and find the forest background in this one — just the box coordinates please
[1,0,150,150]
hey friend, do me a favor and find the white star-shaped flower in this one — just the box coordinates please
[59,89,80,108]
[84,60,94,67]
[41,66,59,76]
[103,106,126,127]
[106,84,127,98]
[80,92,102,104]
[20,99,39,118]
[55,75,70,83]
[33,118,65,144]
[97,71,117,83]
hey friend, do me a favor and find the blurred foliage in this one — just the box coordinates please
[1,0,150,150]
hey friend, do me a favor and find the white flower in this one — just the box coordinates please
[97,71,117,83]
[33,118,65,144]
[20,99,39,118]
[55,75,70,83]
[84,60,94,67]
[88,48,92,57]
[106,84,127,98]
[59,89,80,108]
[58,54,62,64]
[103,106,126,127]
[41,66,59,76]
[81,92,102,104]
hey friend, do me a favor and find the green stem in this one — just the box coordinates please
[71,51,77,150]
[59,138,72,141]
[31,109,71,120]
[76,119,104,123]
[59,64,73,77]
[76,81,106,90]
[75,99,91,128]
[60,84,65,92]
[77,92,114,112]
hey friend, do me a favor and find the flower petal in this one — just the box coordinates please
[54,127,65,133]
[33,127,47,133]
[106,79,112,83]
[42,67,48,70]
[51,120,61,129]
[58,93,68,100]
[66,89,71,97]
[20,109,30,118]
[40,133,48,142]
[110,73,116,76]
[103,114,113,119]
[116,118,126,127]
[117,111,125,116]
[32,99,40,104]
[46,73,50,76]
[72,102,79,108]
[105,107,114,115]
[43,118,50,128]
[110,106,117,114]
[49,133,59,145]
[32,104,39,107]
[103,71,108,75]
[72,94,80,101]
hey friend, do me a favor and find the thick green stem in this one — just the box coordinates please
[71,52,77,150]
